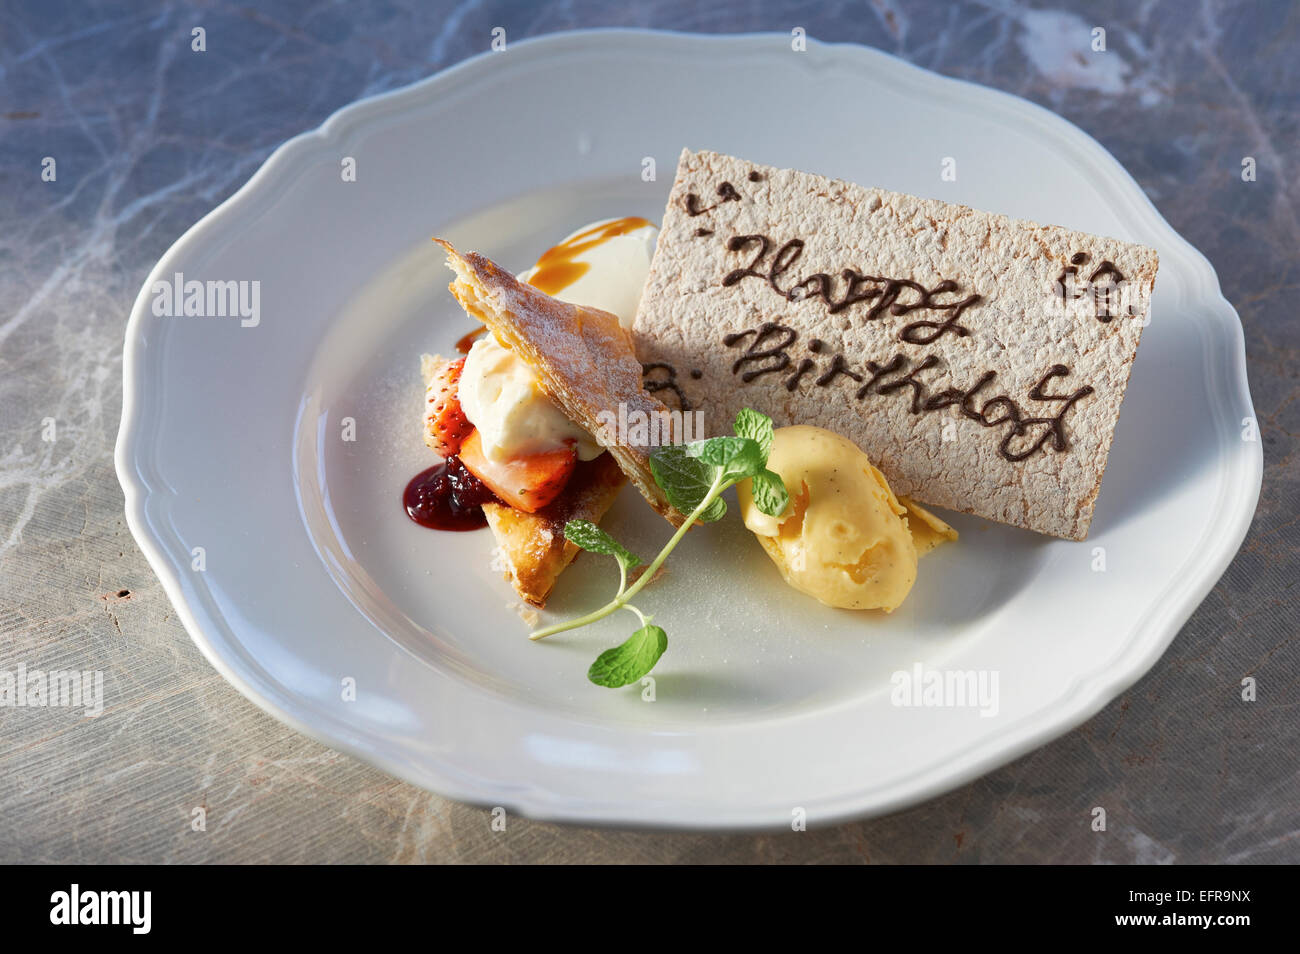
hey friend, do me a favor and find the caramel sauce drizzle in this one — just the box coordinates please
[454,326,486,353]
[525,216,654,296]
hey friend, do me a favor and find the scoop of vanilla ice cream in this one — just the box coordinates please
[738,425,956,611]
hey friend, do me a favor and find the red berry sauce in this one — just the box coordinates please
[403,456,500,531]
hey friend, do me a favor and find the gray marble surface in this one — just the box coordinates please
[1,0,1296,863]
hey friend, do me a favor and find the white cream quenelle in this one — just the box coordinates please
[459,332,603,462]
[517,217,659,328]
[453,217,659,462]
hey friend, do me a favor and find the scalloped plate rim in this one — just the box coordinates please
[115,29,1262,830]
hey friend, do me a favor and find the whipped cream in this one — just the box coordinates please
[457,217,659,462]
[459,332,603,462]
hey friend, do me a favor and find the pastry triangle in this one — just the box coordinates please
[434,238,687,527]
[424,240,688,606]
[482,453,627,607]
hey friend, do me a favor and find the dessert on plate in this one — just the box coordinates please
[409,222,684,607]
[404,148,1158,685]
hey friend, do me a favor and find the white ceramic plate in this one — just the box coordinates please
[116,30,1261,829]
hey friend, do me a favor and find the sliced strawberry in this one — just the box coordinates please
[423,355,473,457]
[457,430,578,513]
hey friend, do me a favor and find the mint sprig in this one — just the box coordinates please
[531,408,788,689]
[587,625,668,688]
[563,520,641,573]
[648,444,728,522]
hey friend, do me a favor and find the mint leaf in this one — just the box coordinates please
[733,408,775,461]
[749,468,790,518]
[649,444,727,522]
[564,520,642,571]
[685,435,748,468]
[685,435,763,481]
[588,625,668,688]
